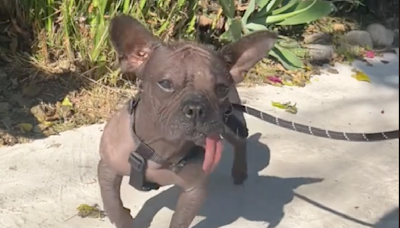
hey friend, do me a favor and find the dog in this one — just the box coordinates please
[98,14,277,228]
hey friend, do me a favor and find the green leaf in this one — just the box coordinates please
[272,0,299,15]
[351,70,371,82]
[269,45,303,70]
[256,0,272,9]
[242,0,256,24]
[277,39,300,49]
[220,18,243,42]
[265,0,317,24]
[271,101,298,114]
[277,1,335,25]
[290,48,308,58]
[245,23,268,31]
[266,0,283,14]
[217,0,236,19]
[252,0,283,18]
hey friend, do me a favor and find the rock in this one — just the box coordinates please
[305,44,334,63]
[344,30,373,48]
[366,23,395,48]
[303,32,331,45]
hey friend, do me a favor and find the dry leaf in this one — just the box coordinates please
[333,23,346,32]
[352,71,370,82]
[16,123,33,132]
[365,51,375,58]
[61,96,73,107]
[282,80,295,86]
[77,204,105,219]
[271,101,298,114]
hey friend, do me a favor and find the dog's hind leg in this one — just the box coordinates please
[98,159,133,228]
[169,183,208,228]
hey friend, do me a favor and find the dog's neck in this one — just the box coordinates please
[133,98,194,163]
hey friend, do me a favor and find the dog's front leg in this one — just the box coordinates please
[225,86,248,185]
[98,159,133,228]
[169,183,208,228]
[222,132,248,185]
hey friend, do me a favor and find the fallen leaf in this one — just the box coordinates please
[61,96,73,107]
[365,51,375,58]
[326,68,339,74]
[198,15,213,27]
[271,101,298,114]
[77,204,105,219]
[33,121,54,133]
[266,76,282,84]
[282,80,295,86]
[351,71,370,82]
[285,104,298,114]
[271,101,287,109]
[16,123,33,132]
[333,23,346,32]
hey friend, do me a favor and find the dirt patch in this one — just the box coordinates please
[0,65,135,147]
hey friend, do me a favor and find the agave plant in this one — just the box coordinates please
[217,0,336,70]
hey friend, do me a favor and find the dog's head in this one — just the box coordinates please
[109,15,277,146]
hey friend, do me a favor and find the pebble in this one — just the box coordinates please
[366,23,395,48]
[344,30,373,48]
[303,32,331,45]
[305,44,334,63]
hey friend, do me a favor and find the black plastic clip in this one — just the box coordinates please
[128,152,160,192]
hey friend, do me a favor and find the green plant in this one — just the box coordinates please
[217,0,336,70]
[1,0,198,84]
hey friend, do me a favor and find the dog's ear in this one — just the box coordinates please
[109,14,160,74]
[220,31,277,84]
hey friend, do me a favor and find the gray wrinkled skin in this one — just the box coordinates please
[98,14,277,228]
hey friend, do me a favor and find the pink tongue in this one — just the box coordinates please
[203,135,223,173]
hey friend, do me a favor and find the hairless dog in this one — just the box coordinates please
[98,14,277,228]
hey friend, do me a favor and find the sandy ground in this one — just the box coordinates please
[0,51,399,228]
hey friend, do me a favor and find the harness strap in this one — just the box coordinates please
[127,95,248,192]
[128,96,248,168]
[128,97,171,167]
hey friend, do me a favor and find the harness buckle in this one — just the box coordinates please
[128,152,160,192]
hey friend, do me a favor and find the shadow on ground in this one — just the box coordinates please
[374,207,399,228]
[352,52,399,90]
[130,133,323,228]
[0,60,133,146]
[0,63,89,145]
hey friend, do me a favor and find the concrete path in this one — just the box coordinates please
[0,51,399,228]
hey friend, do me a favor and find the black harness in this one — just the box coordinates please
[127,96,249,192]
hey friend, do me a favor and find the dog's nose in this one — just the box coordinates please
[183,102,206,120]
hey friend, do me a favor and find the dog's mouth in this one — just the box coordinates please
[191,131,223,173]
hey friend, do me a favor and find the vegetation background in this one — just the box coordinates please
[0,0,398,146]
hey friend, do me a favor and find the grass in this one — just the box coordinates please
[0,0,199,84]
[0,0,394,147]
[0,0,202,146]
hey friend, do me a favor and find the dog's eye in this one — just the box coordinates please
[157,80,174,92]
[215,84,229,97]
